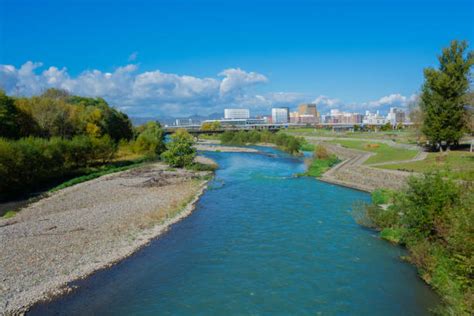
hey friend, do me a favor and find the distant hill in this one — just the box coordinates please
[130,112,222,126]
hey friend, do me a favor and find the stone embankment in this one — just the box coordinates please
[0,160,214,315]
[319,143,414,192]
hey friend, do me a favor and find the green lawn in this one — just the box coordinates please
[329,139,419,164]
[378,151,474,181]
[286,128,419,144]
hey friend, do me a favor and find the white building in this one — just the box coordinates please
[224,108,250,119]
[271,107,290,124]
[386,107,406,125]
[363,110,387,125]
[202,118,265,126]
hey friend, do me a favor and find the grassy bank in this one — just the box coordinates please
[303,155,340,177]
[299,144,340,177]
[218,130,303,155]
[329,139,418,164]
[377,150,474,181]
[49,157,148,193]
[353,174,474,315]
[286,128,419,144]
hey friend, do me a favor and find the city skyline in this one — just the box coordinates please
[1,0,473,117]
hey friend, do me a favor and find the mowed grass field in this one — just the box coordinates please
[286,128,419,144]
[378,151,474,181]
[328,139,419,164]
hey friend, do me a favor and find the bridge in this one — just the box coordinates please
[163,124,288,135]
[163,122,414,135]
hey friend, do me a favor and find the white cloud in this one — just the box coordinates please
[312,95,342,108]
[0,61,417,116]
[366,93,408,108]
[218,68,267,96]
[0,62,276,116]
[312,93,418,114]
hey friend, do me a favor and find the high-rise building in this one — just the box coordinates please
[386,107,406,125]
[271,107,290,124]
[325,109,362,124]
[224,108,250,119]
[291,112,319,124]
[363,110,387,125]
[298,103,318,116]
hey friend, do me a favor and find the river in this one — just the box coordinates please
[29,147,439,315]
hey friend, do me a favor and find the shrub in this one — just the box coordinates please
[315,144,329,159]
[91,135,116,163]
[399,173,460,240]
[0,135,118,199]
[134,121,166,156]
[161,129,196,168]
[371,188,394,205]
[354,172,474,314]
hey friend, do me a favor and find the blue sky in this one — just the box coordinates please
[1,0,473,116]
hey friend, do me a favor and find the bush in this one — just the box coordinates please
[219,130,303,155]
[161,129,196,168]
[304,154,339,177]
[0,135,118,199]
[399,173,460,240]
[299,142,315,152]
[134,121,166,156]
[315,145,329,159]
[91,135,116,163]
[371,188,394,205]
[354,173,474,314]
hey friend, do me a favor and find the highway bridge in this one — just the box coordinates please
[163,124,288,135]
[163,122,413,135]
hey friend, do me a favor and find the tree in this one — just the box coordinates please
[0,90,19,138]
[201,121,221,131]
[161,129,196,167]
[420,40,474,149]
[464,92,474,135]
[134,121,166,156]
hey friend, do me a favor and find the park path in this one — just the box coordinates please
[302,137,425,192]
[368,151,428,167]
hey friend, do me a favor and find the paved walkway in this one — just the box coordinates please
[303,138,425,192]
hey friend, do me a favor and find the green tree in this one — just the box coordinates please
[420,40,474,148]
[134,121,166,156]
[0,90,19,138]
[201,121,221,131]
[161,129,196,167]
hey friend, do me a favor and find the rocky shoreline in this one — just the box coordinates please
[0,161,214,315]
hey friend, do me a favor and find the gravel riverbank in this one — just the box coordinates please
[0,161,213,315]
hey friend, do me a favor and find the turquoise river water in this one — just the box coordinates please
[29,147,439,315]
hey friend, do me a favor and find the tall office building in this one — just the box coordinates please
[271,107,290,124]
[298,103,318,116]
[386,107,406,125]
[224,108,250,119]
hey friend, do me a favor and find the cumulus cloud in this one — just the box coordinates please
[359,93,418,112]
[312,93,417,114]
[312,95,342,108]
[218,68,267,96]
[0,61,417,116]
[367,93,408,108]
[0,62,275,116]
